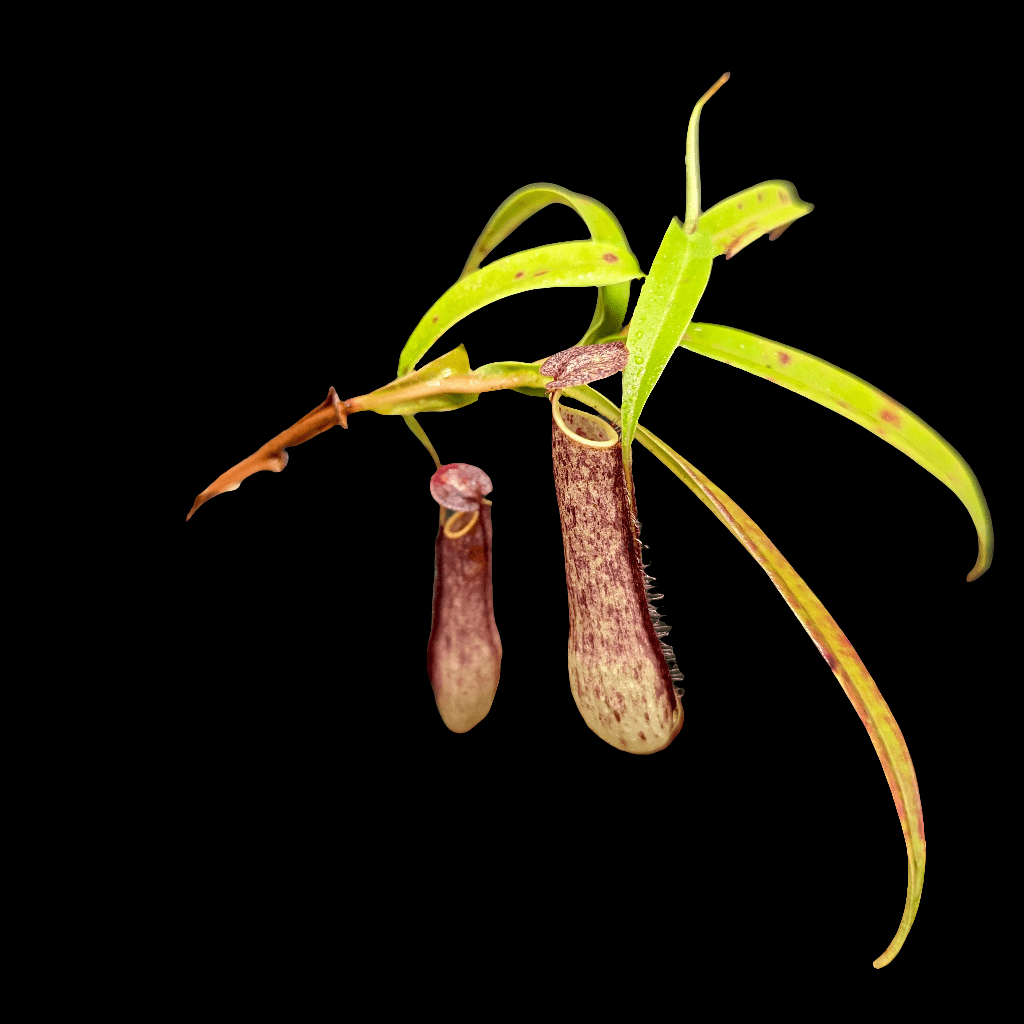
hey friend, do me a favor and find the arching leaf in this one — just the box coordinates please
[699,180,814,259]
[397,241,641,377]
[680,321,992,580]
[459,182,635,345]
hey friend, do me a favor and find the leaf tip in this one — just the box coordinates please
[966,542,992,582]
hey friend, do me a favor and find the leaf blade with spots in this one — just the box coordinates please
[699,180,814,259]
[459,182,636,345]
[397,241,641,377]
[680,322,993,580]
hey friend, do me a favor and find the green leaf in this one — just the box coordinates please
[474,358,551,398]
[459,182,636,345]
[371,344,479,416]
[357,354,554,415]
[564,382,925,970]
[397,241,641,378]
[619,218,712,468]
[681,322,993,581]
[473,358,546,381]
[699,180,814,259]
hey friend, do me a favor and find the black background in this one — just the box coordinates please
[177,47,1003,989]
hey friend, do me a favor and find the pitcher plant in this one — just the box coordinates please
[185,74,992,969]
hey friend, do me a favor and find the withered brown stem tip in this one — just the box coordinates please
[186,387,347,521]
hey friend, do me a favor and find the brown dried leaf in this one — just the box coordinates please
[186,387,347,521]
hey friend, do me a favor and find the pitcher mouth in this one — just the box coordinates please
[549,389,620,449]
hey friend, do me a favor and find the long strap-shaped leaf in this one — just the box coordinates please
[459,182,635,345]
[680,322,993,581]
[397,241,641,378]
[567,382,925,969]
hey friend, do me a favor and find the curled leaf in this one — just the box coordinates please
[699,180,814,259]
[460,182,636,345]
[397,241,641,377]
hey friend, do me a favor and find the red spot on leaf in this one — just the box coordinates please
[777,351,791,365]
[880,408,902,427]
[602,252,619,263]
[533,269,548,276]
[737,202,744,209]
[757,192,764,202]
[514,271,524,279]
[824,651,838,671]
[432,316,438,323]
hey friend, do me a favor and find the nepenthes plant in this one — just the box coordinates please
[185,74,992,968]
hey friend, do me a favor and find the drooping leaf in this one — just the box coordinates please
[459,182,636,345]
[681,321,993,580]
[562,382,925,969]
[619,219,712,471]
[397,241,641,378]
[699,180,814,259]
